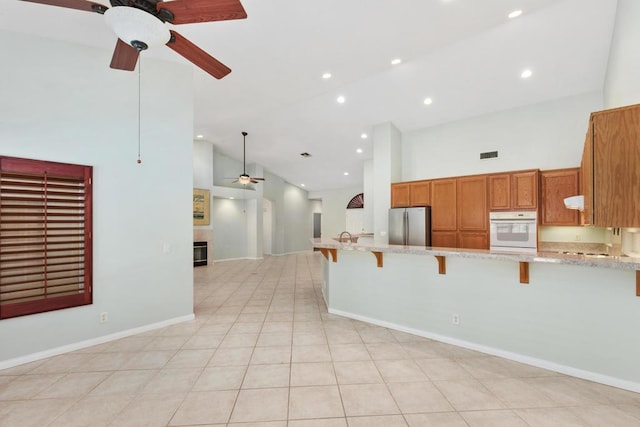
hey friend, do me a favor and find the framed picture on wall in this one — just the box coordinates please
[193,188,210,226]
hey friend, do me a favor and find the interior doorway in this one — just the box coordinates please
[263,198,273,255]
[313,213,322,251]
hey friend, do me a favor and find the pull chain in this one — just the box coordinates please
[137,56,142,164]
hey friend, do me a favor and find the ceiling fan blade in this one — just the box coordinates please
[231,179,239,183]
[251,177,265,181]
[20,0,108,13]
[166,30,231,79]
[157,0,247,25]
[110,39,139,71]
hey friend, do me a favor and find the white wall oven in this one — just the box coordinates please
[489,211,538,253]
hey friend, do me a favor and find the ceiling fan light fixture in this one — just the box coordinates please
[238,174,252,185]
[104,6,170,49]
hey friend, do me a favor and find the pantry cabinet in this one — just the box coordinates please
[431,179,457,232]
[540,168,580,226]
[457,175,487,232]
[583,104,640,227]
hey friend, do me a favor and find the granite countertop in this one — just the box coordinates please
[311,238,640,271]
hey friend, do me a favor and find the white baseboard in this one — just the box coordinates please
[271,250,313,257]
[0,313,195,371]
[328,308,640,394]
[213,257,262,262]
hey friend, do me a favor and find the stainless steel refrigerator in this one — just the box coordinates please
[388,207,432,246]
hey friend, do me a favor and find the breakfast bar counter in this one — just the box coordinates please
[311,238,640,393]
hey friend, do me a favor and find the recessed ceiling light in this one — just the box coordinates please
[521,69,533,79]
[229,197,235,200]
[423,97,433,105]
[322,72,332,79]
[344,172,349,176]
[337,95,346,104]
[360,133,368,139]
[196,134,204,139]
[391,58,402,65]
[508,9,523,19]
[301,184,305,187]
[356,148,363,154]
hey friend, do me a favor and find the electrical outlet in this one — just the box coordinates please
[99,312,108,323]
[452,314,460,325]
[575,235,581,241]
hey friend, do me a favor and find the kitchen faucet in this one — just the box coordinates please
[339,231,352,244]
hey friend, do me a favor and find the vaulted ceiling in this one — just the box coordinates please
[2,0,617,191]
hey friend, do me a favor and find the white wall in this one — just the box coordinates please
[198,147,315,259]
[604,0,640,108]
[283,184,313,253]
[402,92,602,181]
[211,198,248,260]
[325,251,640,390]
[0,31,194,362]
[309,186,364,239]
[373,122,402,243]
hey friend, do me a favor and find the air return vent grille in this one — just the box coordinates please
[480,151,498,160]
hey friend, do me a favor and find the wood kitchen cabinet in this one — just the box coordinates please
[410,180,430,206]
[489,170,538,211]
[391,181,430,207]
[488,174,511,210]
[457,232,488,250]
[457,175,487,231]
[432,231,457,248]
[391,183,410,207]
[583,104,640,227]
[431,179,457,231]
[581,121,594,225]
[457,175,488,249]
[512,170,538,210]
[541,168,580,226]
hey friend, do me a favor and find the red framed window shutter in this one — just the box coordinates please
[0,156,93,319]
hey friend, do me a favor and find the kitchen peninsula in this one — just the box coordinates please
[312,238,640,392]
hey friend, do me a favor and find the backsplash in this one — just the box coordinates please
[539,226,607,244]
[539,226,630,256]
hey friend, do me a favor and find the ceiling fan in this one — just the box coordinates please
[231,131,265,185]
[20,0,247,79]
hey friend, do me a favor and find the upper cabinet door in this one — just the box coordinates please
[488,174,511,210]
[431,179,457,231]
[512,170,538,210]
[541,168,580,226]
[409,181,430,206]
[457,175,487,231]
[391,183,410,208]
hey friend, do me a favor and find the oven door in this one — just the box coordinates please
[489,219,537,251]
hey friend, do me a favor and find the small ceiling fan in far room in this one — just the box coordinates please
[19,0,247,79]
[229,131,265,185]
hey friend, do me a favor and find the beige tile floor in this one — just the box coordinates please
[1,252,640,426]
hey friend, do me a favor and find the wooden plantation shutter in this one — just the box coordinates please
[0,156,92,319]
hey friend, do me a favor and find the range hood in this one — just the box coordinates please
[564,195,584,211]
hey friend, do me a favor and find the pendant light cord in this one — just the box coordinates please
[137,57,142,164]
